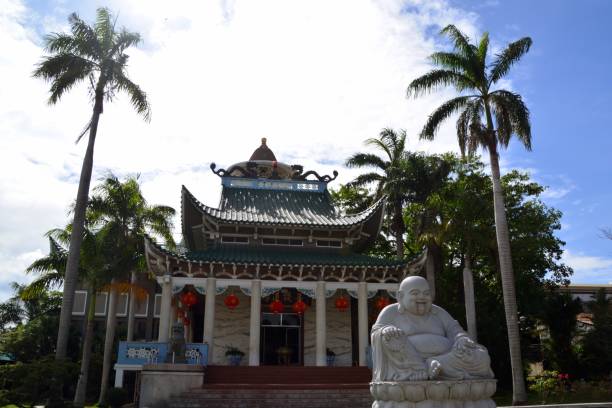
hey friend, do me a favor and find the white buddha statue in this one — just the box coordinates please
[371,276,494,382]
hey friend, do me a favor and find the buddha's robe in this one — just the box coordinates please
[371,304,493,381]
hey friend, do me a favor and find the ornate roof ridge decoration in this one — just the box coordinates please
[210,162,338,183]
[144,234,426,270]
[181,184,386,228]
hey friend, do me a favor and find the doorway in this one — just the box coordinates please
[260,313,303,365]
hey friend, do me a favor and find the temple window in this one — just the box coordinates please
[262,238,303,246]
[316,240,342,248]
[221,236,249,244]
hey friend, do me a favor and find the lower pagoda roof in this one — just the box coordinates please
[144,236,426,283]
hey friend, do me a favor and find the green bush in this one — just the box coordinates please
[105,387,128,408]
[0,356,78,406]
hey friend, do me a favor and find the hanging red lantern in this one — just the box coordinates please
[292,293,307,314]
[224,292,240,310]
[180,291,198,308]
[335,295,349,311]
[270,299,284,314]
[375,296,390,311]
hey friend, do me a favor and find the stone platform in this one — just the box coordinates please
[139,363,205,408]
[370,379,497,408]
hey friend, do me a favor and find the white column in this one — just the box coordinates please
[158,275,172,342]
[315,281,327,366]
[358,282,369,366]
[203,277,216,364]
[248,280,261,366]
[114,368,124,388]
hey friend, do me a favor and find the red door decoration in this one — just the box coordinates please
[292,293,307,314]
[270,293,284,313]
[375,295,390,311]
[180,291,198,309]
[334,294,349,311]
[224,292,240,310]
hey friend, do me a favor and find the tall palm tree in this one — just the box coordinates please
[88,174,175,405]
[346,129,410,258]
[407,25,532,403]
[33,7,151,360]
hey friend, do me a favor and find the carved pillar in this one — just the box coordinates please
[358,282,368,366]
[315,281,327,366]
[249,280,261,366]
[203,277,216,363]
[158,274,172,342]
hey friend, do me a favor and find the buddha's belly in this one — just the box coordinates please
[407,334,452,356]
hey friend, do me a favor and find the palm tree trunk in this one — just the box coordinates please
[462,251,477,341]
[55,90,104,360]
[488,147,528,403]
[126,271,137,341]
[74,290,97,407]
[394,203,405,259]
[99,280,119,405]
[425,246,436,301]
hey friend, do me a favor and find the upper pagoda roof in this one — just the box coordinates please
[182,185,385,228]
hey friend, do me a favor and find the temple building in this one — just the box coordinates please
[142,138,425,368]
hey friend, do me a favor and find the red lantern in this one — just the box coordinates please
[375,296,390,311]
[270,299,284,314]
[224,292,240,310]
[180,291,198,308]
[334,295,349,311]
[292,293,307,314]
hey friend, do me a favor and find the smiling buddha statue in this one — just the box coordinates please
[371,276,494,382]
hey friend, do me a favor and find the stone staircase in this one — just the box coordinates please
[166,366,373,408]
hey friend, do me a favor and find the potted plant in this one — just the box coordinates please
[225,346,245,366]
[326,348,336,366]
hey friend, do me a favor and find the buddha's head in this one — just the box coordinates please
[398,276,432,316]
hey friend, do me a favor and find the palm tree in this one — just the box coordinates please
[88,174,175,405]
[33,7,151,360]
[407,25,532,403]
[346,128,410,258]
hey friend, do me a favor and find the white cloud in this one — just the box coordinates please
[0,0,485,300]
[563,250,612,284]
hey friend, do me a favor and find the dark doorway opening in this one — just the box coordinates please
[260,313,303,365]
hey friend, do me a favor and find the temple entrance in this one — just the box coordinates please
[260,313,303,365]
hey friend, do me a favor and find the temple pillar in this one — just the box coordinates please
[357,282,368,366]
[158,274,172,342]
[203,277,216,363]
[315,281,327,366]
[248,280,261,366]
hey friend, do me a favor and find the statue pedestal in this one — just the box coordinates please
[370,379,497,408]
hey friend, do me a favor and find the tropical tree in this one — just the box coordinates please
[407,25,532,403]
[345,128,410,258]
[33,7,151,360]
[88,174,175,405]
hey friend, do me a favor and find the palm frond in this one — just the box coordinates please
[456,99,483,157]
[347,173,384,190]
[111,29,141,56]
[407,69,475,98]
[345,153,387,170]
[429,52,473,74]
[67,12,101,59]
[113,73,151,121]
[420,96,472,140]
[33,53,95,104]
[440,25,475,59]
[489,37,532,85]
[94,7,115,53]
[490,90,532,150]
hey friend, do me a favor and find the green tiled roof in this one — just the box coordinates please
[182,185,385,228]
[148,238,407,268]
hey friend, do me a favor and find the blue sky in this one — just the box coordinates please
[0,0,610,302]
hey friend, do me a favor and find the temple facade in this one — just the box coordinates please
[81,139,424,374]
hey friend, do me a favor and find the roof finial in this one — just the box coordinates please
[261,137,267,145]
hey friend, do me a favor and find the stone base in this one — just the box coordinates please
[139,364,204,408]
[370,379,497,408]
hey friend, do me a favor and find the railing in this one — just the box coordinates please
[117,341,208,366]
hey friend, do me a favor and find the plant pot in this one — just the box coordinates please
[227,354,243,366]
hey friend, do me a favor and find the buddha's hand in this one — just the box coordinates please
[382,326,405,342]
[454,336,477,353]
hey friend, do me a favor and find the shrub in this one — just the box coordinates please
[105,387,129,408]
